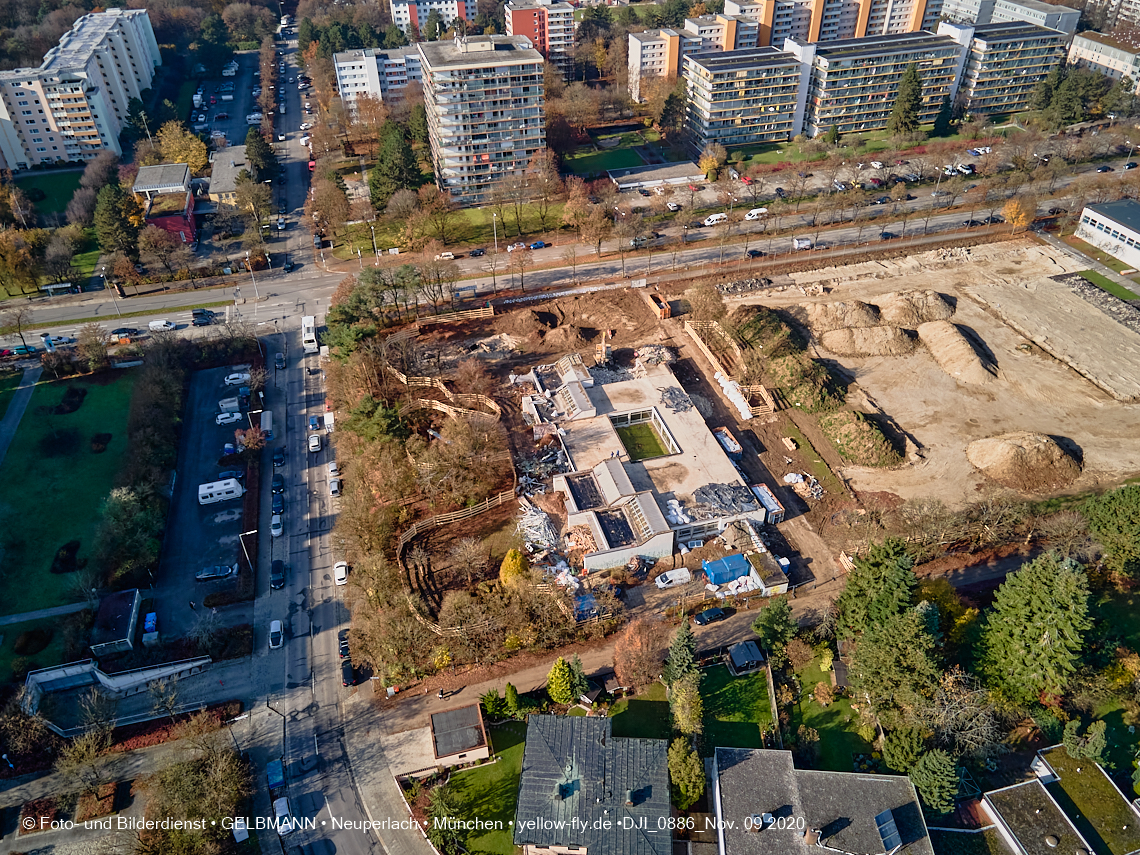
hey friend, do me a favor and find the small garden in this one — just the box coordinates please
[444,721,528,855]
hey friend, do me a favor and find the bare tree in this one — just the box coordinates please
[449,537,486,586]
[509,248,534,292]
[918,668,1006,759]
[561,245,580,284]
[149,678,181,723]
[0,305,34,349]
[188,610,221,652]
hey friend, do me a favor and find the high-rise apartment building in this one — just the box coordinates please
[1069,31,1140,92]
[628,15,761,100]
[505,0,577,77]
[390,0,476,36]
[941,21,1066,114]
[788,31,960,136]
[724,0,942,47]
[333,47,423,112]
[682,47,804,147]
[0,9,160,170]
[989,0,1079,34]
[418,36,545,205]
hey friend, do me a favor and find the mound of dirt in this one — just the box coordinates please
[819,327,917,356]
[542,324,588,351]
[496,309,553,339]
[916,321,998,385]
[871,290,955,326]
[966,432,1082,492]
[801,300,881,332]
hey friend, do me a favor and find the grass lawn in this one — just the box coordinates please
[1063,235,1140,282]
[1078,269,1140,301]
[702,664,772,755]
[175,79,196,122]
[929,828,1010,855]
[0,372,136,615]
[71,229,101,280]
[791,661,872,773]
[448,721,527,855]
[564,147,644,176]
[1041,746,1140,855]
[610,681,670,740]
[0,371,23,421]
[0,615,69,683]
[14,171,82,215]
[614,422,669,460]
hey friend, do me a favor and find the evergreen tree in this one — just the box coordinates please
[671,672,704,735]
[93,184,139,257]
[498,549,529,589]
[659,92,686,135]
[195,14,234,69]
[1063,719,1107,765]
[568,655,589,702]
[823,124,840,145]
[915,600,942,645]
[547,657,574,705]
[883,726,925,774]
[751,599,796,666]
[408,104,429,146]
[836,538,916,639]
[297,18,317,53]
[910,749,958,815]
[887,64,923,137]
[850,610,940,729]
[504,683,520,717]
[1030,65,1065,111]
[662,622,697,687]
[1084,484,1140,577]
[978,554,1091,704]
[383,24,409,48]
[424,9,443,40]
[932,94,953,137]
[668,738,705,809]
[1108,75,1137,116]
[244,128,278,181]
[369,125,419,209]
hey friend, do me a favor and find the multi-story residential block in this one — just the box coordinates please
[0,8,160,170]
[390,0,476,36]
[941,0,998,24]
[333,47,423,112]
[725,0,943,47]
[787,31,961,136]
[683,47,804,147]
[1069,31,1140,90]
[505,0,577,77]
[941,21,1067,115]
[989,0,1079,34]
[627,15,762,100]
[418,36,545,205]
[1086,0,1140,30]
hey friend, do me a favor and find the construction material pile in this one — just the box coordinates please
[660,387,694,413]
[802,300,881,332]
[565,525,597,553]
[636,345,675,366]
[691,483,762,517]
[966,432,1082,492]
[517,446,570,495]
[516,503,560,552]
[871,290,955,327]
[717,277,773,295]
[916,321,998,385]
[714,372,754,421]
[819,327,917,356]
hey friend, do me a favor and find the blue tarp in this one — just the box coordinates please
[703,553,751,586]
[574,592,599,621]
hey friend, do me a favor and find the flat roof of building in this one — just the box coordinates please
[630,28,682,42]
[1086,198,1140,233]
[430,704,487,758]
[716,748,934,855]
[133,163,190,195]
[607,161,704,188]
[972,20,1066,38]
[685,46,801,72]
[333,45,419,64]
[417,36,543,70]
[996,0,1074,13]
[812,31,958,61]
[1073,30,1140,54]
[91,589,140,645]
[984,780,1091,855]
[210,145,247,196]
[559,362,744,508]
[42,9,148,73]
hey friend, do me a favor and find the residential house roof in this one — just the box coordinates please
[133,163,190,196]
[90,589,141,646]
[514,715,671,855]
[430,704,487,759]
[210,145,248,197]
[983,779,1092,855]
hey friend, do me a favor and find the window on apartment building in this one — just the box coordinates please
[35,146,45,152]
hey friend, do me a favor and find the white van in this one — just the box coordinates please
[261,410,273,440]
[272,797,294,835]
[198,478,245,505]
[744,208,768,221]
[703,213,728,226]
[793,237,813,250]
[149,319,175,331]
[655,568,693,589]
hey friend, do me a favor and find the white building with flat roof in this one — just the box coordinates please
[333,47,422,112]
[1069,31,1140,91]
[990,0,1079,33]
[0,8,160,170]
[390,0,476,35]
[1076,199,1140,270]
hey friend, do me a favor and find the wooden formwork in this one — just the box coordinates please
[741,384,778,415]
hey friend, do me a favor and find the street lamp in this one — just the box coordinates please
[245,252,261,300]
[238,529,257,570]
[492,213,499,254]
[2,754,12,770]
[370,224,379,263]
[247,408,263,430]
[266,700,286,755]
[102,266,121,318]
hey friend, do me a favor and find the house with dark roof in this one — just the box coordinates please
[983,779,1093,855]
[514,714,670,855]
[89,589,142,655]
[429,704,489,765]
[132,162,196,242]
[713,747,933,855]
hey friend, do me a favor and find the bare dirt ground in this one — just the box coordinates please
[737,239,1140,505]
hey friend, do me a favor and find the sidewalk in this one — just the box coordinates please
[1035,230,1140,294]
[0,365,41,468]
[0,601,88,627]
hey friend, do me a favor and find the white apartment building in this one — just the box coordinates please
[418,36,545,205]
[628,15,760,101]
[1069,31,1140,91]
[333,47,423,112]
[0,8,160,170]
[725,0,942,47]
[941,0,998,23]
[390,0,477,35]
[990,0,1079,34]
[505,0,577,77]
[941,21,1067,114]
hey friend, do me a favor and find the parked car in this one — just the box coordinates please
[469,248,486,257]
[224,372,251,386]
[192,314,213,327]
[216,412,243,425]
[275,352,286,370]
[273,447,286,467]
[338,629,350,658]
[218,468,244,481]
[746,249,764,258]
[308,416,320,431]
[693,607,727,625]
[341,659,356,686]
[45,335,75,345]
[270,514,284,538]
[277,217,286,230]
[637,188,651,196]
[528,240,547,249]
[507,242,526,252]
[272,473,285,494]
[196,563,236,581]
[328,461,340,477]
[272,492,284,514]
[110,327,138,338]
[271,558,286,588]
[880,231,898,241]
[666,201,682,211]
[1126,162,1138,170]
[329,478,342,498]
[435,251,455,260]
[269,620,283,649]
[334,561,348,586]
[774,187,787,198]
[308,433,322,453]
[1097,165,1114,173]
[984,215,1004,224]
[299,122,312,131]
